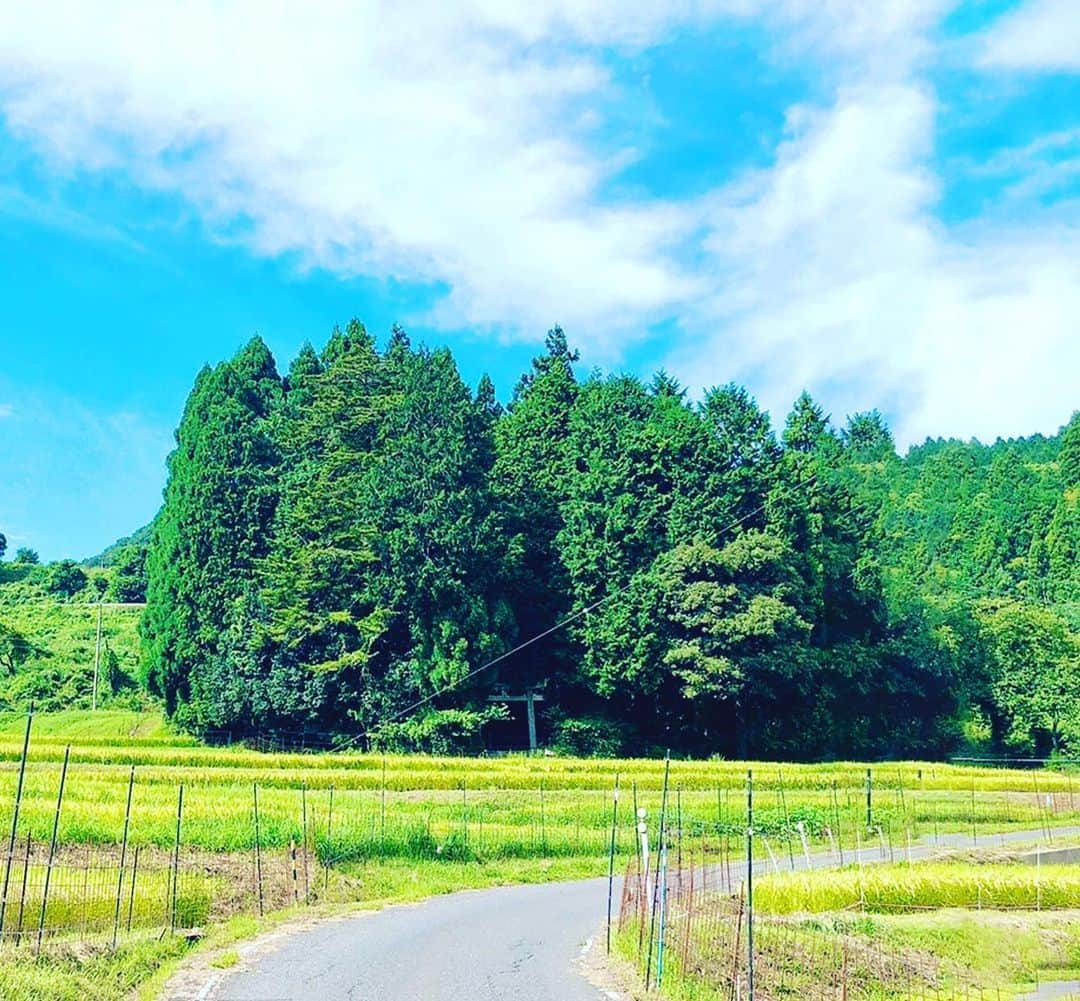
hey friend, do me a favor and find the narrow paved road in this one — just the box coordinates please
[188,824,1079,1001]
[210,878,611,1001]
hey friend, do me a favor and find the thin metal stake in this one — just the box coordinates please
[36,744,68,954]
[112,765,135,949]
[254,784,264,916]
[0,706,33,938]
[301,784,310,903]
[324,784,334,892]
[380,757,387,848]
[606,773,619,955]
[645,755,671,990]
[170,784,184,932]
[779,769,795,871]
[747,769,755,1001]
[14,834,30,944]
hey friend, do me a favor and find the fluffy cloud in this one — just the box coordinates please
[674,75,1080,443]
[0,2,712,349]
[977,0,1080,72]
[0,1,1077,445]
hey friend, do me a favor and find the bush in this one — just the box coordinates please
[369,705,508,755]
[550,714,625,757]
[45,559,89,598]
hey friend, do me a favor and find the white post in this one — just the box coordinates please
[796,820,811,866]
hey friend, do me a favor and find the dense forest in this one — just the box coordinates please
[3,322,1079,759]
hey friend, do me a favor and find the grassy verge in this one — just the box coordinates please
[0,935,191,1001]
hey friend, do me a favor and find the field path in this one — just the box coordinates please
[175,824,1080,1001]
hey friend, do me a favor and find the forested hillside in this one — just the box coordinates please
[0,561,145,711]
[105,322,1075,759]
[4,323,1077,759]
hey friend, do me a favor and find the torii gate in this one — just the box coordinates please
[487,684,546,751]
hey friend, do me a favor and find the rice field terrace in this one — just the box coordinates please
[0,710,1078,863]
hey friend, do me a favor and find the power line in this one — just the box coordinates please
[354,471,824,746]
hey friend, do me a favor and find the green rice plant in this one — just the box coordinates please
[0,710,1075,869]
[755,862,1080,913]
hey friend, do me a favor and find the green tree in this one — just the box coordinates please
[782,391,832,454]
[0,622,35,674]
[45,560,88,598]
[142,336,282,722]
[842,410,895,461]
[491,327,579,692]
[363,345,515,715]
[12,548,38,565]
[105,543,148,603]
[240,322,389,732]
[982,603,1080,753]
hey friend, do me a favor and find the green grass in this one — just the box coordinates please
[0,934,191,1001]
[850,910,1080,987]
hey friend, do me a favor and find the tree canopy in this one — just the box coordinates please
[128,324,1080,758]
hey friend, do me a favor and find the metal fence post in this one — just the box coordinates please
[170,784,184,933]
[14,834,31,944]
[1,706,33,939]
[112,765,135,949]
[36,744,69,954]
[645,754,671,990]
[747,768,755,1001]
[301,783,310,903]
[606,772,619,954]
[324,784,334,893]
[253,784,264,917]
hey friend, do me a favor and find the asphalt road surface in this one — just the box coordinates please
[194,823,1080,1001]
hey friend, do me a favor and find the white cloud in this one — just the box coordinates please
[0,1,952,347]
[0,1,717,350]
[672,77,1080,445]
[977,0,1080,72]
[0,1,1077,447]
[0,403,13,418]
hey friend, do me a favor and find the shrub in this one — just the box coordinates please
[550,714,625,757]
[45,560,89,598]
[368,705,508,755]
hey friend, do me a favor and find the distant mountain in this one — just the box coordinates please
[84,520,154,567]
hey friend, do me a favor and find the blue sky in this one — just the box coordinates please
[0,0,1078,561]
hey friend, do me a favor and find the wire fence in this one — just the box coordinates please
[1,712,1079,972]
[617,844,1080,1001]
[0,824,321,954]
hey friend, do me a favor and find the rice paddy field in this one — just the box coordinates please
[614,816,1080,1001]
[1,709,1079,1001]
[0,710,1078,865]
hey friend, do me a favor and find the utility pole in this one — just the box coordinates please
[92,593,103,712]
